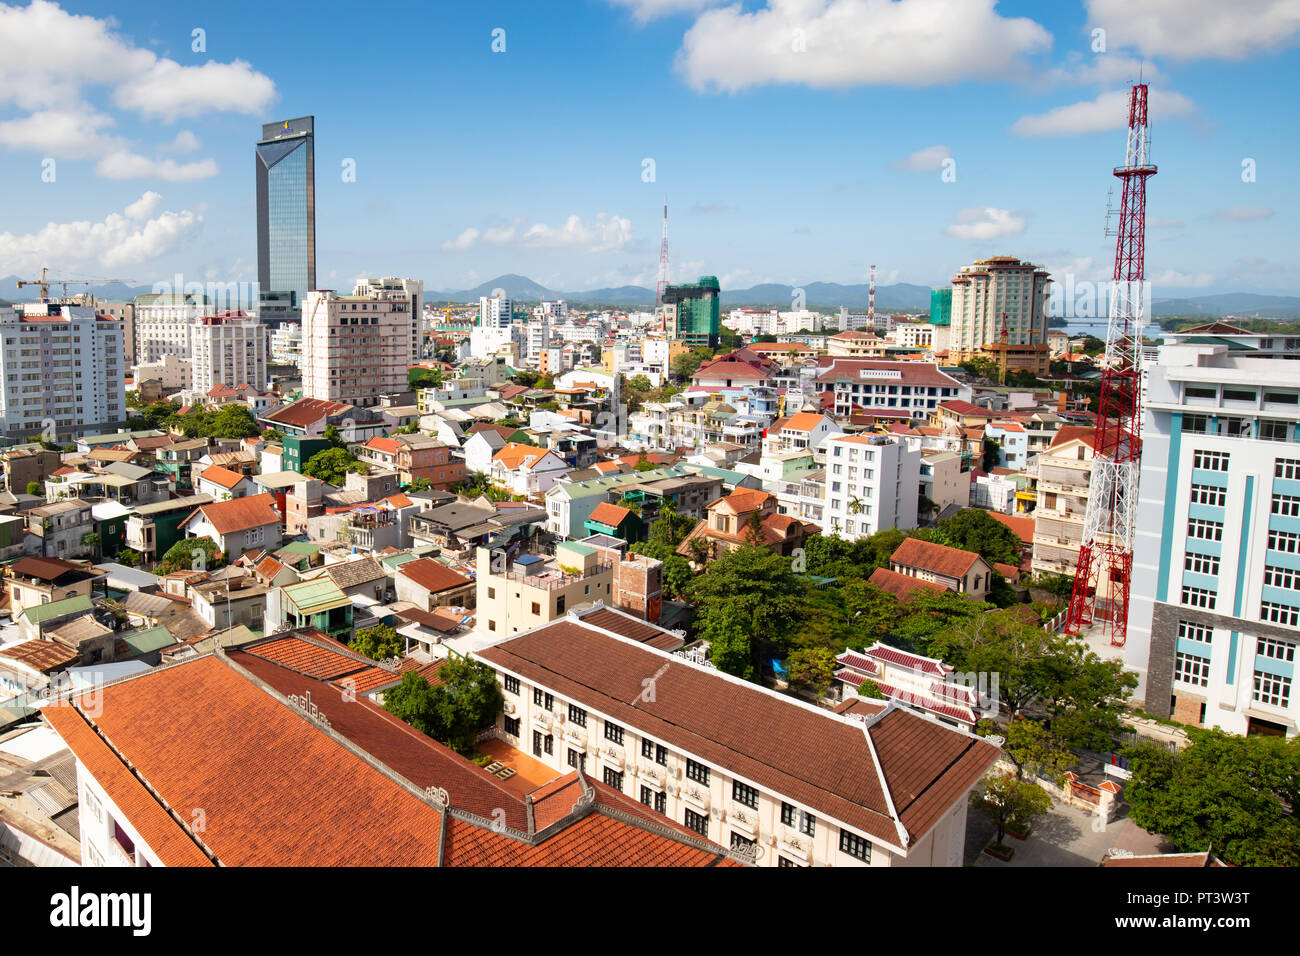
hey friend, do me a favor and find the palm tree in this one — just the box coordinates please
[847,495,863,515]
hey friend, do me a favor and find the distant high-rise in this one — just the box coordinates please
[480,294,513,329]
[256,117,316,319]
[947,256,1051,376]
[664,276,720,349]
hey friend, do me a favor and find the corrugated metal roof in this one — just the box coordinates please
[283,578,350,614]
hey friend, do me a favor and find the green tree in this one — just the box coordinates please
[857,678,885,699]
[80,532,100,558]
[671,347,712,382]
[717,326,742,351]
[303,446,364,485]
[24,481,41,497]
[323,424,346,448]
[117,549,142,568]
[156,537,225,574]
[783,646,838,696]
[647,497,698,549]
[383,656,505,755]
[513,370,540,388]
[689,544,807,679]
[1124,731,1300,866]
[629,539,695,598]
[988,717,1076,785]
[627,374,652,393]
[351,624,404,661]
[407,476,433,492]
[970,771,1053,846]
[633,453,656,472]
[408,366,444,389]
[959,356,1000,381]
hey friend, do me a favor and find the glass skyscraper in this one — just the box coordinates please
[256,117,315,319]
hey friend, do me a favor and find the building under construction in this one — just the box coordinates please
[663,276,721,349]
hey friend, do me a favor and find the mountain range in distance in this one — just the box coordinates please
[4,273,1300,318]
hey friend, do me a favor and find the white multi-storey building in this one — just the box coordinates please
[0,303,125,440]
[480,294,514,329]
[1128,344,1300,737]
[525,317,551,364]
[948,256,1051,375]
[133,292,209,363]
[270,322,303,366]
[356,276,423,365]
[301,289,411,407]
[541,300,568,319]
[189,312,268,393]
[822,433,920,539]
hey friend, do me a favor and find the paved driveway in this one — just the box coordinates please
[965,800,1168,867]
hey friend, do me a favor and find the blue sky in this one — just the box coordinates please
[0,0,1297,298]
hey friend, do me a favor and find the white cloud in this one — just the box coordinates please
[0,106,120,159]
[1211,206,1274,222]
[893,145,952,171]
[444,214,634,253]
[1043,53,1158,87]
[161,130,200,153]
[945,207,1027,241]
[441,228,480,252]
[1146,216,1184,229]
[676,0,1052,93]
[0,191,202,274]
[113,59,278,123]
[1150,268,1214,289]
[95,150,219,181]
[1086,0,1300,60]
[1010,88,1196,136]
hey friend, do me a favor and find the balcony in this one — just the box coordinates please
[563,724,587,748]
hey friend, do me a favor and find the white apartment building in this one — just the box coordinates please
[815,360,970,418]
[540,300,568,319]
[888,321,951,352]
[356,276,423,366]
[474,604,1000,867]
[131,353,191,391]
[1128,345,1300,737]
[525,317,551,364]
[301,289,411,407]
[822,433,920,539]
[133,292,209,363]
[0,304,126,440]
[948,256,1051,373]
[189,312,268,393]
[270,322,302,366]
[480,294,514,329]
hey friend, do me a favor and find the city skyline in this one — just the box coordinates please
[0,0,1297,300]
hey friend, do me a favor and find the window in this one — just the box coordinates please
[839,830,872,863]
[503,674,520,695]
[1264,565,1300,591]
[604,721,624,745]
[1182,414,1210,434]
[1260,419,1291,443]
[1193,450,1229,471]
[731,832,757,853]
[1264,391,1298,405]
[556,595,566,614]
[568,704,587,727]
[685,759,709,785]
[1261,601,1300,627]
[1268,529,1300,553]
[603,766,624,791]
[1184,553,1220,576]
[640,786,666,814]
[1257,637,1297,662]
[1180,586,1216,609]
[1253,671,1292,708]
[504,715,521,737]
[487,587,495,599]
[1178,621,1212,644]
[1189,484,1226,508]
[1272,494,1300,517]
[534,689,554,710]
[1219,417,1250,437]
[488,620,496,632]
[684,808,709,837]
[1187,518,1223,541]
[82,786,103,823]
[777,856,802,867]
[732,781,759,809]
[1276,459,1300,480]
[1174,651,1211,687]
[1223,388,1256,403]
[780,802,815,835]
[531,601,540,615]
[567,748,586,772]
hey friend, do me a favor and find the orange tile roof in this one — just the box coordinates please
[385,493,413,508]
[198,464,248,490]
[587,502,632,527]
[780,412,828,432]
[366,436,401,454]
[890,537,984,580]
[1049,425,1097,452]
[988,511,1035,545]
[493,442,560,470]
[183,493,281,536]
[868,566,946,603]
[712,488,772,513]
[244,635,372,680]
[397,558,472,595]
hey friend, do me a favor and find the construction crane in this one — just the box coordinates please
[16,269,126,304]
[1065,83,1157,648]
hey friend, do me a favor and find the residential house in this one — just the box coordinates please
[677,489,810,563]
[889,538,993,602]
[832,643,984,729]
[1030,425,1096,579]
[463,429,507,475]
[179,493,284,559]
[195,464,256,501]
[474,543,613,637]
[394,558,475,611]
[23,500,97,559]
[490,443,570,497]
[124,495,213,566]
[6,557,102,618]
[583,502,645,543]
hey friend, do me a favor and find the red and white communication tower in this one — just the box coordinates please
[655,199,670,308]
[1065,83,1157,647]
[867,263,876,327]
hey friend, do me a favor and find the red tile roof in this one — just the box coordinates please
[868,566,947,603]
[938,400,991,416]
[262,397,351,429]
[889,537,985,580]
[988,511,1035,545]
[198,464,248,490]
[397,558,471,594]
[365,436,401,454]
[587,502,632,527]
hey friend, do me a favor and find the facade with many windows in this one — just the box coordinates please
[476,604,1000,867]
[1128,346,1300,736]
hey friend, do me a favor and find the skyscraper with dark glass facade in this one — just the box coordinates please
[256,116,315,320]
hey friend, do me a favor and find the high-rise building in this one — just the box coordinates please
[664,276,720,349]
[98,300,136,366]
[301,289,411,407]
[948,256,1051,376]
[0,303,125,440]
[354,277,423,365]
[822,433,920,540]
[929,288,952,327]
[190,312,268,394]
[133,292,210,363]
[256,116,316,319]
[1127,344,1300,737]
[270,322,303,367]
[479,294,513,329]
